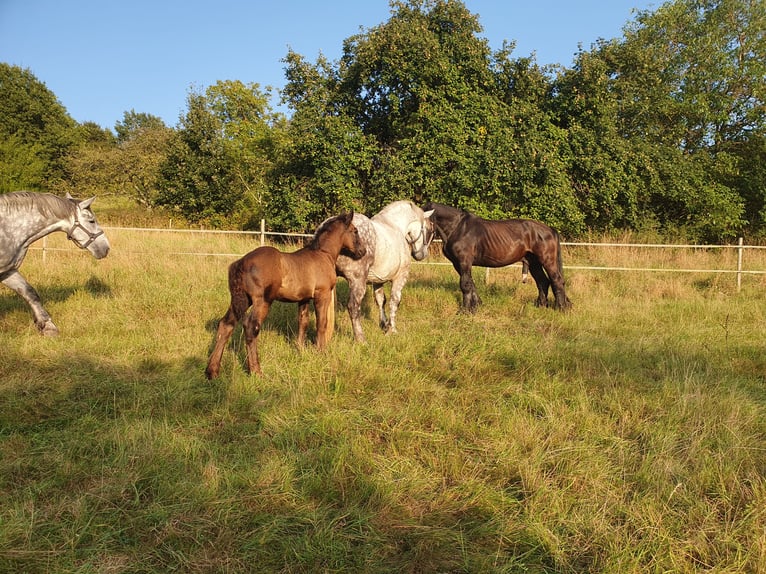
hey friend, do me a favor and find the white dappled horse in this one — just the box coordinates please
[335,200,434,342]
[0,191,110,335]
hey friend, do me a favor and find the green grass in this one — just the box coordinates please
[1,228,765,573]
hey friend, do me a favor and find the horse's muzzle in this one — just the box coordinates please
[412,248,428,262]
[89,238,111,259]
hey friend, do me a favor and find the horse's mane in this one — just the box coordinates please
[309,213,345,250]
[426,201,468,218]
[374,200,417,217]
[0,192,73,219]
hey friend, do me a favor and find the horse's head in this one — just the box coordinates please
[406,207,435,261]
[422,201,464,243]
[338,211,366,260]
[314,211,366,260]
[66,193,110,259]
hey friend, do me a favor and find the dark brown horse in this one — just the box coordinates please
[423,202,572,312]
[205,212,365,379]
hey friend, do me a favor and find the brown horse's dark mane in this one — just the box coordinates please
[309,213,352,250]
[308,217,337,250]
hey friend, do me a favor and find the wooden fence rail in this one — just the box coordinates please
[34,224,766,292]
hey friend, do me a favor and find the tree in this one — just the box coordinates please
[155,81,282,226]
[279,0,586,233]
[274,51,375,230]
[0,134,46,193]
[56,113,172,207]
[0,63,77,190]
[115,110,167,143]
[547,0,763,239]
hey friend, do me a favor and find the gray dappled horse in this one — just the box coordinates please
[0,191,110,335]
[335,200,434,342]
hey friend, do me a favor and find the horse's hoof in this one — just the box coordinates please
[39,321,59,336]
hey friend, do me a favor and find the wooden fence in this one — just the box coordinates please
[36,224,766,292]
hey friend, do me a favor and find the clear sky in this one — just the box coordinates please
[0,0,657,130]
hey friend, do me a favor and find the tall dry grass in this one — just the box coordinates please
[1,224,765,573]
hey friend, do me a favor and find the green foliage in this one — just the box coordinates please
[0,134,46,193]
[2,0,764,240]
[276,0,762,240]
[0,63,77,189]
[734,134,766,233]
[55,115,173,207]
[114,109,167,143]
[155,82,283,227]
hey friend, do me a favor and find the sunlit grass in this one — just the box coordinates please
[1,228,765,572]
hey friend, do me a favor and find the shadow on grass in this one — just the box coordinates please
[202,278,373,374]
[0,349,215,433]
[0,275,114,317]
[0,344,565,573]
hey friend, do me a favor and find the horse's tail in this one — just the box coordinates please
[227,259,251,321]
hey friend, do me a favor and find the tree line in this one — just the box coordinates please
[1,0,764,241]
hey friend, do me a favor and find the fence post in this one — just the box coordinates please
[260,219,265,246]
[737,237,744,292]
[42,236,47,264]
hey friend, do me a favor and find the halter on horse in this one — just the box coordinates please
[0,191,110,335]
[335,200,434,342]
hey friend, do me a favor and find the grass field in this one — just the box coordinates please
[1,225,765,573]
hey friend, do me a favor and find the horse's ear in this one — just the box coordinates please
[344,211,354,224]
[423,209,434,219]
[79,196,96,210]
[65,192,74,200]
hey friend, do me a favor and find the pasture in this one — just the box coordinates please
[1,226,765,573]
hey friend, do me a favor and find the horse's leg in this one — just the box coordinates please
[1,270,58,335]
[526,255,550,307]
[314,290,335,350]
[454,263,481,313]
[386,268,410,334]
[244,300,270,375]
[521,258,529,284]
[346,276,368,343]
[543,260,572,311]
[372,282,389,331]
[327,288,336,341]
[205,306,238,379]
[297,300,310,348]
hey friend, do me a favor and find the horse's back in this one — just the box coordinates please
[233,246,281,292]
[239,244,339,302]
[462,217,555,268]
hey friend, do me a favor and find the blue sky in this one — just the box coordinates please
[0,0,657,129]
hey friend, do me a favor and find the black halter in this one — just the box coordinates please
[407,220,432,251]
[67,212,104,249]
